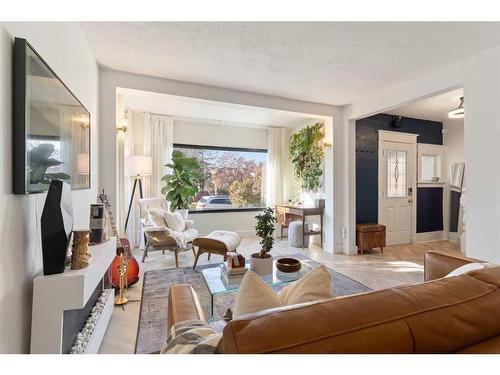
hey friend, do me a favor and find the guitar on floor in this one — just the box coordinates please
[99,191,140,288]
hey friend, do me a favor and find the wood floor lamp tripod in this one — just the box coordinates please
[124,155,152,232]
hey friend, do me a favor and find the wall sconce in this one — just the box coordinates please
[117,118,128,133]
[323,141,333,149]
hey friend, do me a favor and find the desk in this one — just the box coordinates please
[275,204,324,248]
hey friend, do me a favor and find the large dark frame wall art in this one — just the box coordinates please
[13,37,91,194]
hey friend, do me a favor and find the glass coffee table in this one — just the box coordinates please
[201,259,313,320]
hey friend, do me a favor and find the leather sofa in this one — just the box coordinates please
[167,250,500,353]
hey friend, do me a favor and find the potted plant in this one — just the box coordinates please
[250,207,276,275]
[161,150,200,219]
[28,143,70,192]
[288,122,326,195]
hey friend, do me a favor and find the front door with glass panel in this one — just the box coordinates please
[379,141,414,245]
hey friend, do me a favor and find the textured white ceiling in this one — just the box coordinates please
[387,88,464,122]
[81,22,500,105]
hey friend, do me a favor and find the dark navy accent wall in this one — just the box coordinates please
[416,187,443,232]
[356,114,443,232]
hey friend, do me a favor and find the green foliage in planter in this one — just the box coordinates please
[161,150,200,211]
[29,143,70,185]
[255,207,276,258]
[288,122,326,192]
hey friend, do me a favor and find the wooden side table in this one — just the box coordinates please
[275,204,324,249]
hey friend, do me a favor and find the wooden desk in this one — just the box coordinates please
[275,204,324,248]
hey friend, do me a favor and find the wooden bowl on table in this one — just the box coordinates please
[276,257,302,273]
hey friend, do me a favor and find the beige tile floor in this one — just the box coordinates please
[98,237,459,353]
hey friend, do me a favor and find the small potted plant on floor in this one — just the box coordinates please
[250,207,276,275]
[161,150,200,219]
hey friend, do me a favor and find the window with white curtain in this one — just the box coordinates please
[173,144,267,211]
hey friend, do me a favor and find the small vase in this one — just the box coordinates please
[175,209,189,220]
[250,254,273,276]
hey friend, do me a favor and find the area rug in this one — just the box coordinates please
[135,254,371,354]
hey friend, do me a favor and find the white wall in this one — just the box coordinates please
[444,118,465,177]
[173,119,268,149]
[0,23,99,353]
[100,69,341,252]
[342,43,500,263]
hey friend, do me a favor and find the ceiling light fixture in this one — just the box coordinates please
[448,96,464,119]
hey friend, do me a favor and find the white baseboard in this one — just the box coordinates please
[415,231,445,243]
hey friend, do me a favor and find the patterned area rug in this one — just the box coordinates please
[135,254,371,354]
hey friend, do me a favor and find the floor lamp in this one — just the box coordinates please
[124,155,152,232]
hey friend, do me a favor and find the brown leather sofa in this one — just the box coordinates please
[167,250,500,353]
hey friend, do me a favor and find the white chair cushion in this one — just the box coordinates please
[232,265,332,319]
[165,211,185,232]
[148,208,168,227]
[182,228,199,243]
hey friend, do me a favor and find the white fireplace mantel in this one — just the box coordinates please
[30,237,116,354]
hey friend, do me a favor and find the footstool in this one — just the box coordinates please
[288,221,310,248]
[192,230,241,269]
[356,224,386,255]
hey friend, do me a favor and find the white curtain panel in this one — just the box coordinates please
[122,112,174,248]
[148,114,174,198]
[265,127,284,207]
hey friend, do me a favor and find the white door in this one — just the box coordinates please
[379,141,415,245]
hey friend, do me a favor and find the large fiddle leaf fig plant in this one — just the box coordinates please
[288,122,326,192]
[29,143,70,185]
[161,150,200,211]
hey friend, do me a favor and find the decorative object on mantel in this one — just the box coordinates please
[276,257,302,273]
[89,203,105,244]
[69,289,112,354]
[162,150,200,219]
[99,191,140,288]
[288,122,327,192]
[250,207,276,275]
[71,230,91,270]
[41,180,74,275]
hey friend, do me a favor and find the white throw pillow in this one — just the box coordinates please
[233,271,283,319]
[277,265,332,305]
[444,262,487,278]
[164,211,186,232]
[232,266,332,319]
[147,208,168,227]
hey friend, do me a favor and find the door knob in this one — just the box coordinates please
[408,199,413,203]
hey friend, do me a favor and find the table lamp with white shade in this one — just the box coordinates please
[124,155,152,232]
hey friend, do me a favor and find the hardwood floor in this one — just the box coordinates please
[98,238,459,353]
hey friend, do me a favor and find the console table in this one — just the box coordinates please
[275,204,324,248]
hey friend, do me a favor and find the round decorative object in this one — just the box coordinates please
[276,257,302,273]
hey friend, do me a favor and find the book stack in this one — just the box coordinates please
[220,262,247,284]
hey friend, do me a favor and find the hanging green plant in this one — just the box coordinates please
[288,122,326,192]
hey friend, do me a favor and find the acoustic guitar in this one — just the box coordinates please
[99,191,140,288]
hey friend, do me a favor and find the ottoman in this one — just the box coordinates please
[356,224,386,255]
[192,230,241,269]
[288,221,310,248]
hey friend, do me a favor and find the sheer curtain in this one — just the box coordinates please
[144,113,174,198]
[122,111,174,248]
[265,127,284,207]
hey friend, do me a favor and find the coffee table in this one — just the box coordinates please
[201,259,313,320]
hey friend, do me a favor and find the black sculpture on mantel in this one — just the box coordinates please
[41,180,74,275]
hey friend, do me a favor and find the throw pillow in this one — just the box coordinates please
[164,211,186,232]
[277,265,332,305]
[444,262,492,278]
[147,208,168,227]
[232,265,332,319]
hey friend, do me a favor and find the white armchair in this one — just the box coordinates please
[138,198,198,267]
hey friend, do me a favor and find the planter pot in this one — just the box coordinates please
[250,254,273,276]
[175,209,189,220]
